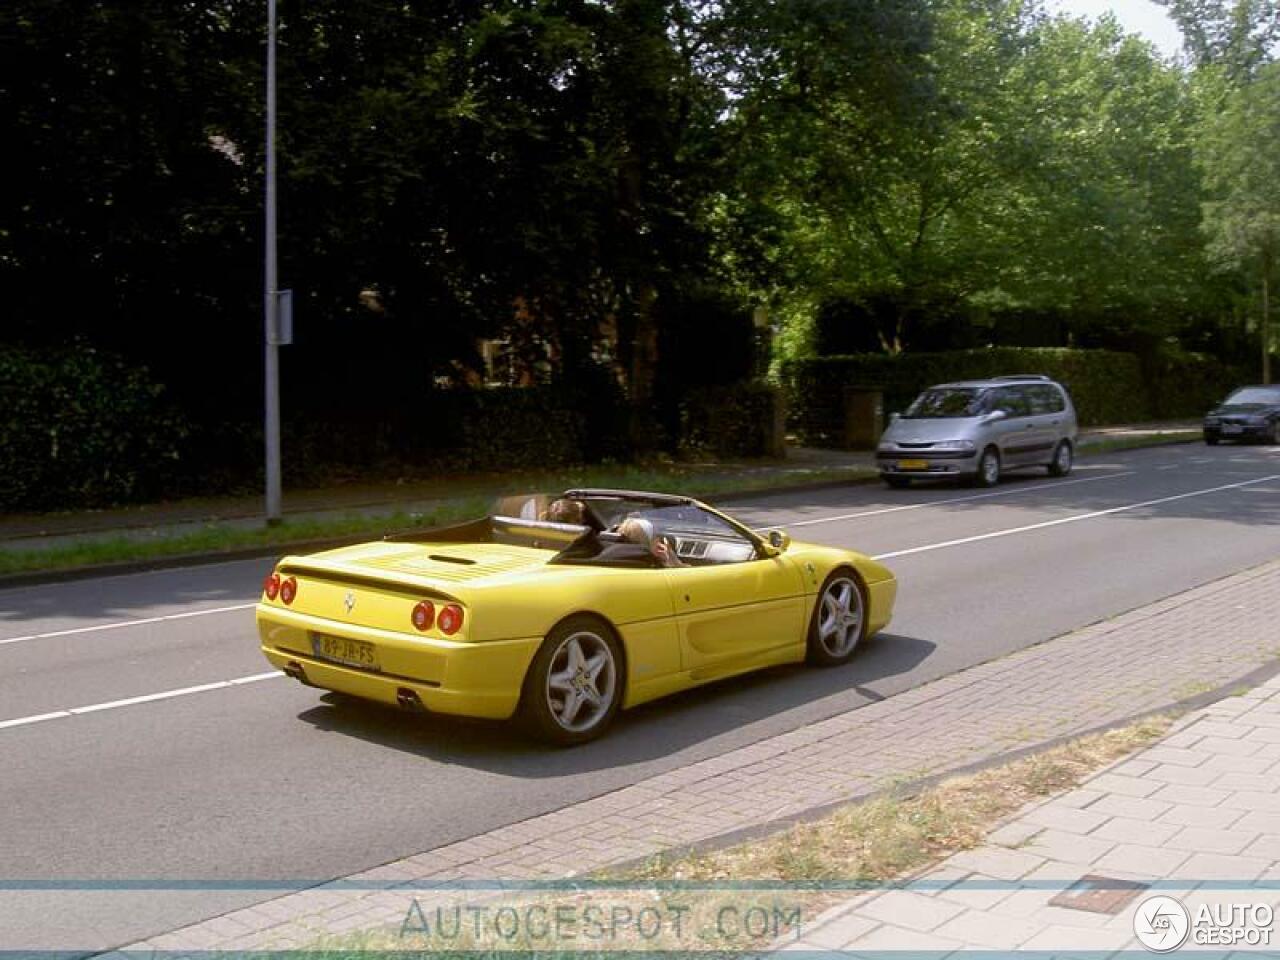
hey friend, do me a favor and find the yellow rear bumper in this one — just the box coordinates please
[257,605,541,719]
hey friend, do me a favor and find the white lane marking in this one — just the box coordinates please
[0,602,256,646]
[0,671,284,731]
[872,475,1280,561]
[763,471,1136,531]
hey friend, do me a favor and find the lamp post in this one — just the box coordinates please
[263,0,282,524]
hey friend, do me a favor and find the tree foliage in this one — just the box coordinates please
[2,0,1276,491]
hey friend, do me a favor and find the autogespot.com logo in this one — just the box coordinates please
[1134,895,1191,952]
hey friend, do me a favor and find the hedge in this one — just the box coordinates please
[678,381,784,459]
[779,347,1240,445]
[0,344,187,510]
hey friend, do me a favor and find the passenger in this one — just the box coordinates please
[544,498,587,525]
[616,516,684,567]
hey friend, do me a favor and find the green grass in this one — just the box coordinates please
[1078,431,1199,456]
[0,463,873,577]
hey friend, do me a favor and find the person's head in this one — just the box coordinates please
[616,516,655,546]
[546,498,586,525]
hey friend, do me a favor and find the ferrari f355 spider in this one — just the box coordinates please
[257,489,896,743]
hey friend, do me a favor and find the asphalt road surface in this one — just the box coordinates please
[2,443,1279,951]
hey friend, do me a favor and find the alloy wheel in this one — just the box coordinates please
[545,630,617,733]
[816,576,864,659]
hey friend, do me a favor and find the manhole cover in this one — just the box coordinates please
[1048,874,1150,915]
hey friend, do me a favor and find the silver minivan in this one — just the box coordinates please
[876,375,1078,488]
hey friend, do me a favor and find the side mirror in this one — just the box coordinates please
[767,530,791,553]
[888,412,901,424]
[984,409,1007,423]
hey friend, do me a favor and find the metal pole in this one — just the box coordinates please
[264,0,282,523]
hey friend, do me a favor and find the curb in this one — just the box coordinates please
[0,432,1198,589]
[590,653,1280,879]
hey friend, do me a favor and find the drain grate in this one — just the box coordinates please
[1048,874,1150,915]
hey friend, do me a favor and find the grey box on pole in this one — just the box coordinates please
[275,289,293,345]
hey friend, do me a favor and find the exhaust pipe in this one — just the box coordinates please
[396,687,425,712]
[283,660,317,687]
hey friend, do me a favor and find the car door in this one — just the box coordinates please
[1022,385,1064,464]
[989,387,1034,465]
[665,550,807,680]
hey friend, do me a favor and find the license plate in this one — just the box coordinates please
[1222,424,1243,435]
[311,633,379,670]
[897,459,930,471]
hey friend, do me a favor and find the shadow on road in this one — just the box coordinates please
[293,631,935,773]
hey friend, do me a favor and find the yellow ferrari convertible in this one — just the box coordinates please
[257,489,896,744]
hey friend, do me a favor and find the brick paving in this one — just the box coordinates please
[789,673,1280,954]
[116,559,1280,954]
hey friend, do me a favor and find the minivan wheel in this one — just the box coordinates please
[1048,440,1073,477]
[976,447,1001,487]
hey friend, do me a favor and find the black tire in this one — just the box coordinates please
[975,446,1001,487]
[806,569,869,666]
[519,615,624,746]
[1205,435,1219,446]
[883,475,911,489]
[1047,440,1073,477]
[1271,421,1280,446]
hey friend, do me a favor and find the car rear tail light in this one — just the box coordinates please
[280,576,298,605]
[411,600,435,632]
[263,573,281,600]
[438,604,464,635]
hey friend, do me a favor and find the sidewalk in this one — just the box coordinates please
[790,676,1280,954]
[103,555,1277,955]
[0,421,1197,557]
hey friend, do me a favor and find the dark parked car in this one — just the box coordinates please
[1203,385,1280,445]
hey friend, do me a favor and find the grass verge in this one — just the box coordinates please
[1078,431,1199,456]
[0,463,873,577]
[313,714,1174,956]
[616,714,1173,885]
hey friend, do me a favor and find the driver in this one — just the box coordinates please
[616,516,684,568]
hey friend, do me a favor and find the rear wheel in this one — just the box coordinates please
[520,615,623,746]
[1271,421,1280,446]
[883,475,911,489]
[975,446,1001,487]
[806,571,867,666]
[1047,440,1073,477]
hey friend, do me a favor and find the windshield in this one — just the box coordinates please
[1225,387,1280,406]
[903,387,989,419]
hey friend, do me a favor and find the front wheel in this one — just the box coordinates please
[975,446,1001,487]
[883,475,912,489]
[1205,435,1220,446]
[1270,421,1280,446]
[1047,440,1073,477]
[520,615,623,745]
[806,571,868,666]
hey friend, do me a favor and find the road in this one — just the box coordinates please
[2,443,1278,951]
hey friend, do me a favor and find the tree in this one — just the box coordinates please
[1154,0,1279,79]
[1195,61,1280,380]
